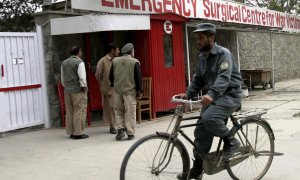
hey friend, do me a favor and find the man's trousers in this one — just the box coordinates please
[102,94,115,126]
[114,93,136,135]
[64,91,87,136]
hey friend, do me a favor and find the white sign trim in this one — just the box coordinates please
[71,0,300,33]
[50,14,150,35]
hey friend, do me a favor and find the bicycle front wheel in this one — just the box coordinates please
[226,119,274,180]
[120,133,190,180]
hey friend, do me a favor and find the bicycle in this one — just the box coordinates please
[120,95,283,180]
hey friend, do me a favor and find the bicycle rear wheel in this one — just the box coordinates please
[225,119,274,180]
[120,133,190,180]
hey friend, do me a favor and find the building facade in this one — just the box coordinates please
[34,0,300,126]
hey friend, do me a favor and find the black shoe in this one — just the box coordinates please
[116,128,125,141]
[110,127,117,134]
[127,135,135,140]
[69,135,74,139]
[72,134,89,140]
[177,168,204,179]
[177,158,203,179]
[223,136,241,161]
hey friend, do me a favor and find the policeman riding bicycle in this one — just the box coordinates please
[177,23,243,179]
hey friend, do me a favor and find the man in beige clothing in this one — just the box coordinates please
[61,46,89,140]
[109,43,143,141]
[95,43,119,134]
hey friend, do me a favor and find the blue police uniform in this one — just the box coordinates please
[177,23,243,180]
[186,42,243,160]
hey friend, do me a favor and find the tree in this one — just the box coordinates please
[234,0,300,15]
[0,0,47,32]
[257,0,300,14]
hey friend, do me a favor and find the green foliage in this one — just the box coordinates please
[268,1,285,12]
[0,0,43,32]
[265,0,300,14]
[296,2,300,14]
[234,0,300,15]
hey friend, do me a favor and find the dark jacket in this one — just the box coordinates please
[186,43,242,100]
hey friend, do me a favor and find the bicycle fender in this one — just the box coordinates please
[155,131,189,150]
[243,118,275,140]
[155,131,173,138]
[260,118,275,140]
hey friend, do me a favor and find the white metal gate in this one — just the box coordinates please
[0,27,48,133]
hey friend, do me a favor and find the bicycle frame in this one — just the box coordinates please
[152,98,281,176]
[169,104,232,161]
[121,96,284,180]
[151,135,178,174]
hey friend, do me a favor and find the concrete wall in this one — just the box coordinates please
[238,31,300,82]
[272,33,300,81]
[238,31,272,70]
[186,27,300,84]
[34,11,85,126]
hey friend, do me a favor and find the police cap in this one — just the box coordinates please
[193,23,216,33]
[121,43,134,54]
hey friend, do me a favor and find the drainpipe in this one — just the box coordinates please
[185,23,191,86]
[236,30,241,72]
[270,32,275,90]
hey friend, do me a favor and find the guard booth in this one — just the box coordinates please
[140,14,187,118]
[0,28,49,133]
[82,14,187,118]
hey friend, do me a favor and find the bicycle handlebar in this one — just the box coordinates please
[171,95,201,104]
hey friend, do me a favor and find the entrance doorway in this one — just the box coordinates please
[84,31,138,112]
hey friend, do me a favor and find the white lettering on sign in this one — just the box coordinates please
[71,0,300,33]
[164,20,172,34]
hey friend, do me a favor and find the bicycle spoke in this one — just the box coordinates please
[121,134,190,180]
[226,120,274,180]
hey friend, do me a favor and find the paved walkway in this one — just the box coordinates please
[1,78,300,180]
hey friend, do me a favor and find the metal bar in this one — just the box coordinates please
[179,123,201,129]
[0,84,41,92]
[182,116,201,120]
[178,130,195,146]
[185,23,191,85]
[1,65,4,77]
[270,32,275,90]
[236,30,241,72]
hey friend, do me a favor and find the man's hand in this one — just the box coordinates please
[136,92,143,100]
[81,87,88,93]
[201,95,213,106]
[177,93,188,99]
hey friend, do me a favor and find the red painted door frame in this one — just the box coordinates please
[84,33,102,111]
